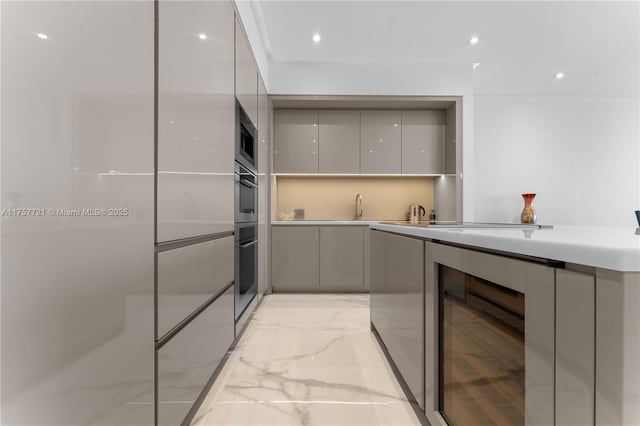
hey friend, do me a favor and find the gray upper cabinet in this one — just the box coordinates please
[360,110,402,174]
[274,110,319,173]
[445,104,456,174]
[318,110,360,173]
[401,110,445,174]
[319,226,364,287]
[273,107,454,175]
[272,226,320,288]
[235,16,258,126]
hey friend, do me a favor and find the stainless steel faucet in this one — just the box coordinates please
[354,193,363,220]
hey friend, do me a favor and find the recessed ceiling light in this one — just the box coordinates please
[36,33,48,40]
[469,36,480,45]
[473,62,481,71]
[555,72,566,80]
[198,33,207,40]
[312,33,321,43]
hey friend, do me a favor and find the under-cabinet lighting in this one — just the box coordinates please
[36,33,48,40]
[469,36,480,45]
[312,33,321,43]
[555,72,566,79]
[274,173,453,177]
[198,33,208,40]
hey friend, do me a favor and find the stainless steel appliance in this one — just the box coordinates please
[235,222,257,321]
[235,162,257,223]
[235,99,257,173]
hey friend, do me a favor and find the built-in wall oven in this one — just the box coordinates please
[425,242,556,426]
[234,98,258,323]
[234,162,257,224]
[234,222,257,321]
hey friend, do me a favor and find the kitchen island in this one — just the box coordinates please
[369,223,640,426]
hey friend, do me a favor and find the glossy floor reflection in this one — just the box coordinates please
[192,294,422,426]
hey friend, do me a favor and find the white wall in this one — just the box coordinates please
[474,95,640,227]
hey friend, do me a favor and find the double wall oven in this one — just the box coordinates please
[234,100,258,322]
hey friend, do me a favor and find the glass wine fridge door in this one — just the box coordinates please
[439,264,525,426]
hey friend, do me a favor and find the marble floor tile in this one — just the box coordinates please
[192,294,422,426]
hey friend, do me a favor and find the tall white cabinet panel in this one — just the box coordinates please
[360,110,402,174]
[274,110,319,173]
[318,110,360,173]
[257,76,270,300]
[1,1,154,425]
[157,1,235,241]
[272,226,320,288]
[235,16,258,126]
[319,226,364,287]
[555,269,595,426]
[401,110,445,174]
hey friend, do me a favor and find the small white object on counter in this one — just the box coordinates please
[370,223,640,272]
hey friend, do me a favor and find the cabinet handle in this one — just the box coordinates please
[240,240,257,249]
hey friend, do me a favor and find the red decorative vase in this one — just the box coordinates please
[521,193,536,224]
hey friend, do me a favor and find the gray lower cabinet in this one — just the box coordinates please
[360,110,402,174]
[156,236,233,339]
[157,286,234,425]
[272,225,367,291]
[274,109,319,173]
[370,230,424,407]
[319,226,364,287]
[318,110,360,173]
[555,269,595,426]
[272,226,320,288]
[370,230,386,330]
[401,110,445,174]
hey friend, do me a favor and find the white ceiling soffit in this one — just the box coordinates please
[254,0,640,96]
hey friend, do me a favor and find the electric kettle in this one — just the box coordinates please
[409,204,426,223]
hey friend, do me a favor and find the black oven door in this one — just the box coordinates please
[234,162,257,223]
[235,223,257,321]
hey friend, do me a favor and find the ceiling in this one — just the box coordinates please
[253,1,639,96]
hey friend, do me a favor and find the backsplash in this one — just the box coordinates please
[276,176,434,221]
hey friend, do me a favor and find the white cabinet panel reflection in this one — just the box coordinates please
[157,1,235,242]
[1,1,154,425]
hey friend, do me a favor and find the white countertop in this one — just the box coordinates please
[370,223,640,272]
[272,220,378,226]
